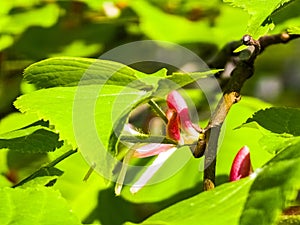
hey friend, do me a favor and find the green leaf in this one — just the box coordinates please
[23,57,151,89]
[240,139,300,225]
[126,178,253,225]
[270,0,300,35]
[0,186,82,225]
[0,125,63,153]
[23,57,218,93]
[14,85,149,176]
[243,107,300,136]
[223,0,293,37]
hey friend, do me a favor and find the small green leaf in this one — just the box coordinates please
[0,125,63,153]
[223,0,293,37]
[0,186,81,225]
[243,107,300,136]
[240,140,300,225]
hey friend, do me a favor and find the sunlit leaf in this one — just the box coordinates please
[23,57,150,89]
[0,186,82,225]
[14,85,149,176]
[271,1,300,34]
[23,57,218,93]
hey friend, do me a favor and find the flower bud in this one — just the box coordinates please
[229,146,253,181]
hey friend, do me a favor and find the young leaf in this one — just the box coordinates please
[23,57,219,94]
[0,186,82,225]
[223,0,293,37]
[0,125,63,153]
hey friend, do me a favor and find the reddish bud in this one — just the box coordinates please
[229,146,253,181]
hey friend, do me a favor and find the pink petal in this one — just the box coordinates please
[130,147,177,194]
[133,143,176,158]
[166,109,181,141]
[229,146,253,181]
[166,91,199,137]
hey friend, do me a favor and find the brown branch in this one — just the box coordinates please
[195,32,300,191]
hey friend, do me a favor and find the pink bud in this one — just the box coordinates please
[229,146,253,181]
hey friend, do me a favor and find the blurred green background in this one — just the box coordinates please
[0,1,299,224]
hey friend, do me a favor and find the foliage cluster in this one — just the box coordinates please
[1,1,300,225]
